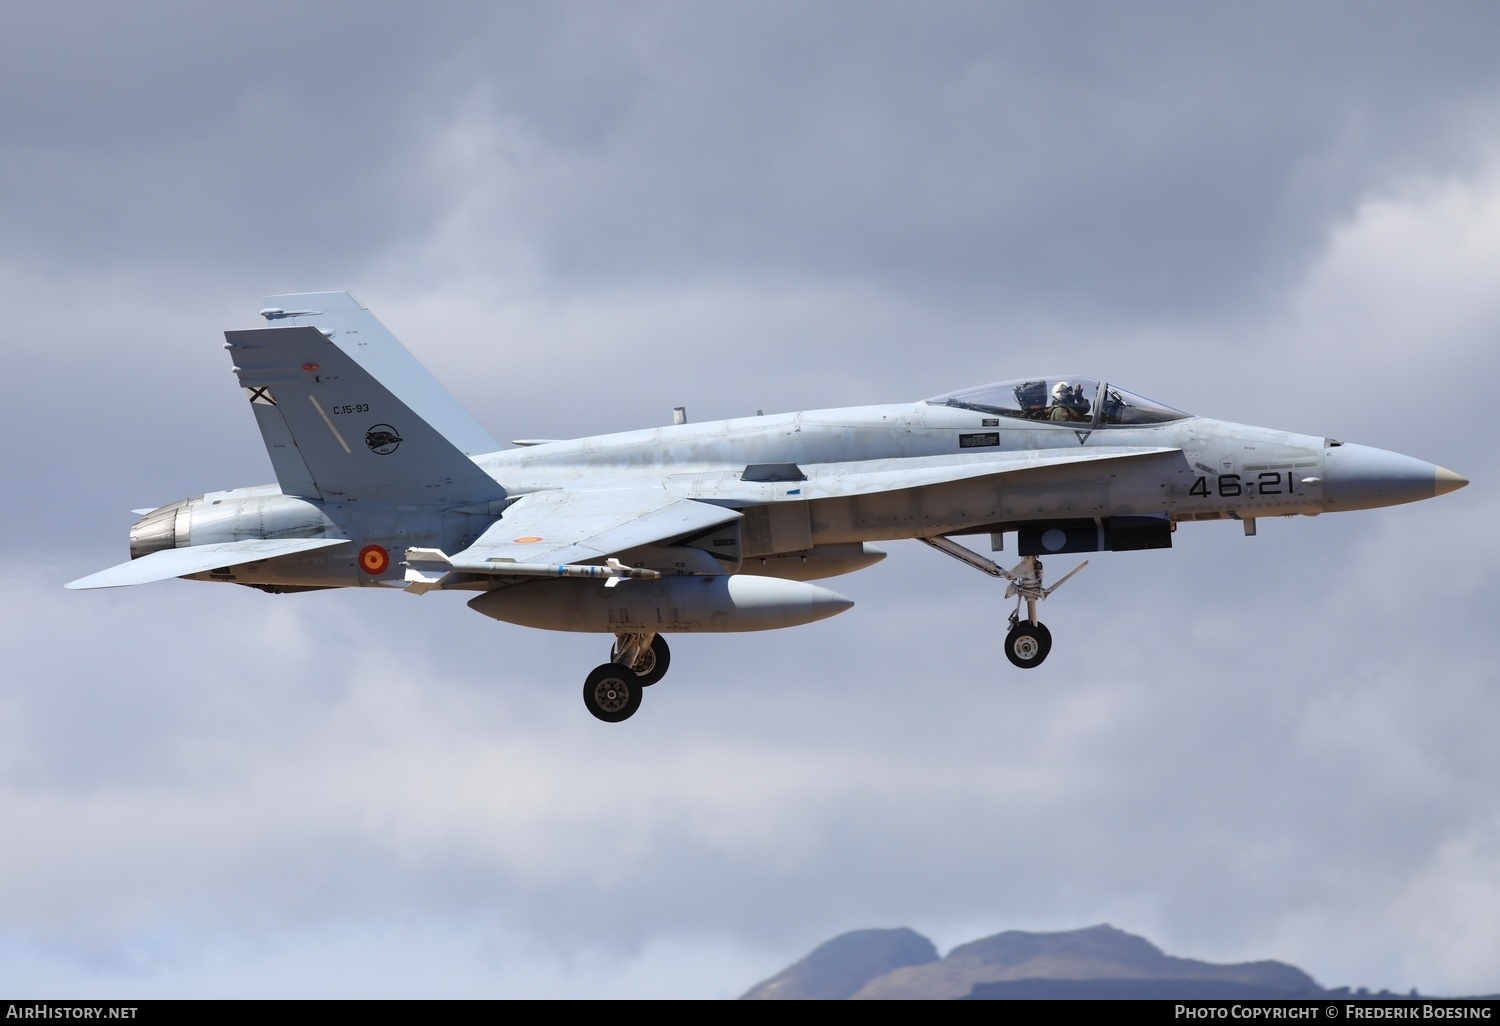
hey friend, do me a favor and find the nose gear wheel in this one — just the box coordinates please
[1003,617,1052,668]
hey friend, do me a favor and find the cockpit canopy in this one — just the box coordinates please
[927,377,1189,427]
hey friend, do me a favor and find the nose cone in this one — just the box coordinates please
[1323,444,1468,512]
[1435,466,1469,496]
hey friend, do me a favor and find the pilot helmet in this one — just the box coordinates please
[1052,381,1071,400]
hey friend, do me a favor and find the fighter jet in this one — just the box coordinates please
[68,293,1468,722]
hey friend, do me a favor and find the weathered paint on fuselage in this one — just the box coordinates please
[487,403,1331,547]
[143,396,1354,592]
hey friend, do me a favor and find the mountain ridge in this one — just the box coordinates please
[743,923,1332,1000]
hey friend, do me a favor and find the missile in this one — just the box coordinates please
[403,548,662,594]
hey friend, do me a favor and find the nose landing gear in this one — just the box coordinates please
[919,537,1086,670]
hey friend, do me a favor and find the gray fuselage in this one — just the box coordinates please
[128,394,1450,593]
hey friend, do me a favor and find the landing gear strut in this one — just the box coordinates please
[918,538,1087,670]
[610,632,671,686]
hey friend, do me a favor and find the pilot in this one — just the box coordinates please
[1048,382,1089,422]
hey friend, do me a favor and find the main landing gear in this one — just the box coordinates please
[583,633,671,722]
[918,537,1087,670]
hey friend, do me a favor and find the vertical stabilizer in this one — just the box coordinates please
[226,323,505,504]
[258,292,499,456]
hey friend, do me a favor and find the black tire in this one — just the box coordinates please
[583,663,644,722]
[612,634,671,686]
[1004,620,1052,668]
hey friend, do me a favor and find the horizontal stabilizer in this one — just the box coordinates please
[66,538,348,590]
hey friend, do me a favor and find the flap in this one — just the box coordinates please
[451,492,741,569]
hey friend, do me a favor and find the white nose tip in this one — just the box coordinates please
[1435,467,1469,496]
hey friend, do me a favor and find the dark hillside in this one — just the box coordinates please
[741,927,939,1000]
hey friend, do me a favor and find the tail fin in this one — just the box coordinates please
[258,292,498,455]
[226,300,504,504]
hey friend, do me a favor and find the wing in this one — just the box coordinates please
[445,450,1179,568]
[449,491,741,569]
[794,445,1183,498]
[66,538,349,590]
[673,446,1184,503]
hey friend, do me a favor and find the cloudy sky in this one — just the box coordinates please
[3,0,1498,998]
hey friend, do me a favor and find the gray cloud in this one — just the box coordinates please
[9,3,1500,306]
